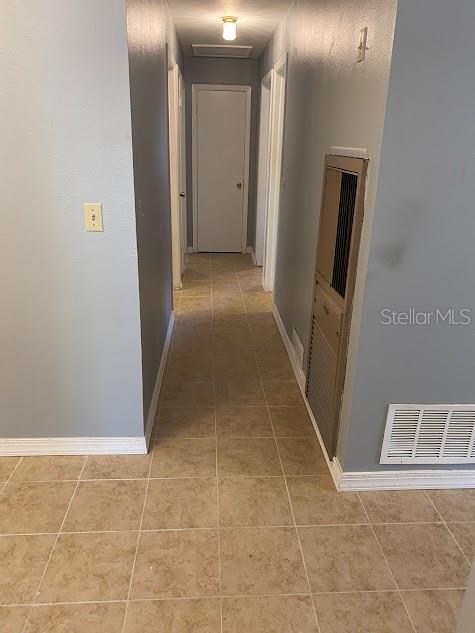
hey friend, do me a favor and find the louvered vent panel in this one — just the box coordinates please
[381,405,475,464]
[306,317,338,454]
[331,172,357,297]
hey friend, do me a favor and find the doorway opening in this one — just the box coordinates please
[192,84,251,253]
[256,55,287,291]
[167,47,187,290]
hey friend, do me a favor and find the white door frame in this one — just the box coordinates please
[178,68,187,271]
[255,70,272,267]
[192,84,251,253]
[262,54,287,291]
[167,49,184,289]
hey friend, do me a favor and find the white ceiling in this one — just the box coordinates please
[168,0,291,58]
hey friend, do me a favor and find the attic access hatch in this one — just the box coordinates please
[192,44,253,58]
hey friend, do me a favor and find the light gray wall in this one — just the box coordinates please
[184,57,259,248]
[343,0,475,471]
[259,0,397,457]
[127,0,182,423]
[0,0,143,437]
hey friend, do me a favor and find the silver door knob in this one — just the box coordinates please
[236,182,242,190]
[179,192,185,198]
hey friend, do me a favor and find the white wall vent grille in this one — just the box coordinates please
[381,404,475,464]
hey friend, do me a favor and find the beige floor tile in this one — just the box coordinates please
[0,482,76,534]
[124,598,221,633]
[427,489,475,522]
[277,438,328,476]
[299,525,395,592]
[257,358,295,381]
[219,477,292,527]
[165,358,213,382]
[0,607,30,633]
[314,592,413,633]
[269,407,315,437]
[220,527,308,595]
[62,480,146,532]
[215,378,265,406]
[217,438,282,476]
[222,595,317,633]
[263,381,303,405]
[161,382,214,409]
[81,453,152,480]
[374,523,471,589]
[213,353,259,378]
[151,439,216,478]
[359,490,442,524]
[215,406,273,437]
[402,589,465,633]
[25,603,126,633]
[130,530,220,599]
[448,522,475,561]
[0,457,20,481]
[142,478,218,529]
[37,531,137,603]
[0,535,55,604]
[156,408,215,439]
[10,456,85,482]
[287,477,367,525]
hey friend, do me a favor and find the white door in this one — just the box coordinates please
[178,71,187,270]
[193,85,250,253]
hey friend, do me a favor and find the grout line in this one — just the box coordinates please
[20,457,88,633]
[234,255,323,633]
[423,491,473,567]
[2,586,469,609]
[0,456,24,493]
[210,255,224,633]
[120,431,156,633]
[357,492,418,633]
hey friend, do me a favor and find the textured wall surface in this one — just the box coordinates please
[183,57,259,249]
[259,0,397,462]
[126,0,182,424]
[344,0,475,471]
[0,0,143,437]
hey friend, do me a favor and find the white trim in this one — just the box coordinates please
[334,458,475,491]
[0,436,147,457]
[255,69,272,267]
[329,146,369,160]
[192,84,251,253]
[262,54,287,291]
[187,246,196,254]
[247,246,257,266]
[143,311,175,449]
[0,312,175,458]
[272,303,340,489]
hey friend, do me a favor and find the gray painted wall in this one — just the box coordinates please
[183,57,259,248]
[0,0,143,437]
[126,0,182,426]
[259,0,397,460]
[343,0,475,471]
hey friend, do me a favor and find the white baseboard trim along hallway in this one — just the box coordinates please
[143,310,175,449]
[0,312,175,457]
[272,303,475,491]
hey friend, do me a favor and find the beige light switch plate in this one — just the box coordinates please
[84,203,103,232]
[357,27,368,63]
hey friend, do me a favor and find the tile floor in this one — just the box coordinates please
[0,253,473,632]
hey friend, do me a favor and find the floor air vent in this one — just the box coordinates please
[381,405,475,464]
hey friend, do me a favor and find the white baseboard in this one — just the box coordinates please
[143,311,175,449]
[334,457,475,491]
[187,246,196,253]
[247,246,257,266]
[0,436,148,456]
[272,303,475,491]
[0,313,176,458]
[272,303,340,489]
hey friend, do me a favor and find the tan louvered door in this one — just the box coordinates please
[306,155,367,457]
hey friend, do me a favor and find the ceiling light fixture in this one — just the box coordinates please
[222,16,237,41]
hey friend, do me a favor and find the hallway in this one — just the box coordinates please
[0,254,471,632]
